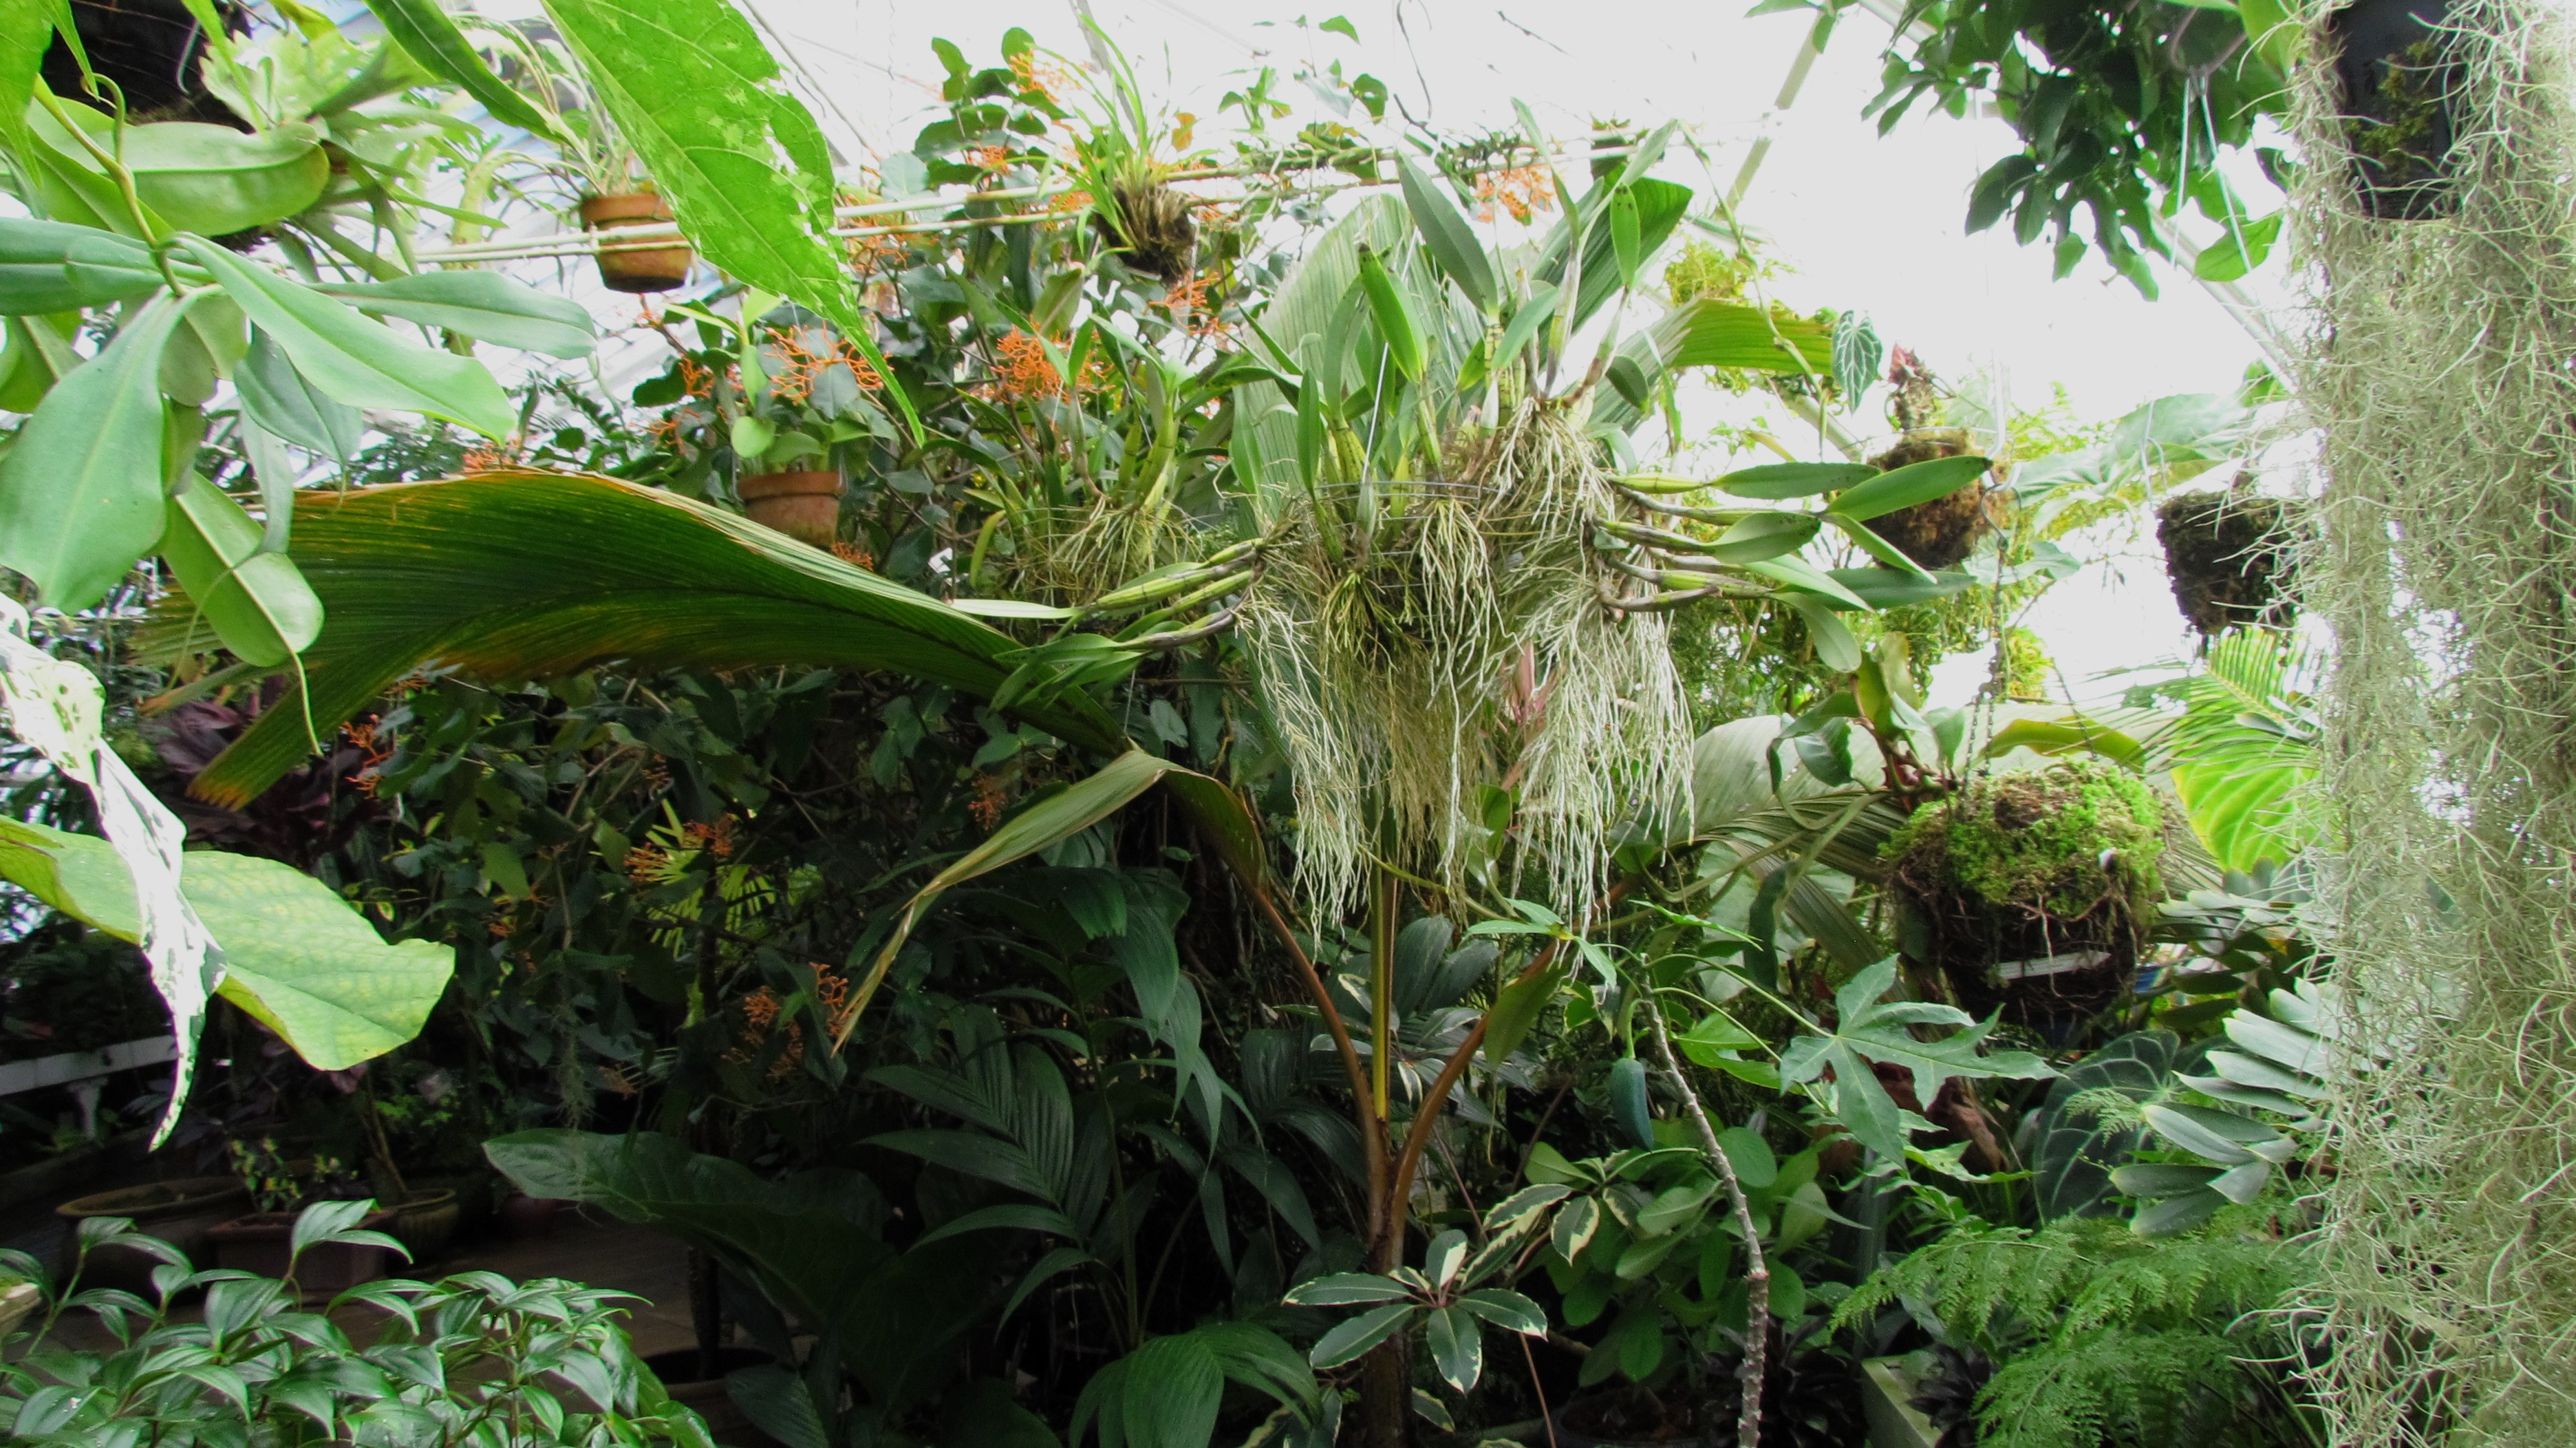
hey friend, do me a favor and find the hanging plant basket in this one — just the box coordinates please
[1864,428,1990,569]
[1093,178,1196,281]
[1885,761,2167,1036]
[2330,0,2460,220]
[738,470,844,549]
[579,191,694,293]
[2156,486,2297,637]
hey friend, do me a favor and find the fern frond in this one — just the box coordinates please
[1975,1327,2252,1448]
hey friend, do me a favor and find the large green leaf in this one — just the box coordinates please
[159,482,324,666]
[1396,152,1494,314]
[2026,1030,2179,1219]
[0,217,166,313]
[1649,297,1833,374]
[836,748,1223,1042]
[484,1129,995,1410]
[537,0,852,340]
[190,471,1127,808]
[358,0,567,140]
[1776,959,2055,1162]
[0,818,453,1070]
[174,236,515,438]
[0,292,183,608]
[36,103,328,237]
[313,271,599,358]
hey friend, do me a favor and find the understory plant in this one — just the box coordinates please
[0,1204,711,1447]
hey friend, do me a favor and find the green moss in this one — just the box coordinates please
[1886,760,2166,918]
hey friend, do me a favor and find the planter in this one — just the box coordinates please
[409,1169,500,1241]
[738,471,844,549]
[1858,1356,1944,1448]
[1863,429,1990,570]
[2329,0,2458,220]
[206,1208,400,1296]
[391,1187,462,1260]
[55,1175,248,1292]
[2156,487,2297,637]
[500,1191,563,1241]
[642,1346,787,1448]
[1886,762,2165,1038]
[0,1280,37,1341]
[579,192,694,293]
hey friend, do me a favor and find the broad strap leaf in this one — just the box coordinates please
[186,471,1126,807]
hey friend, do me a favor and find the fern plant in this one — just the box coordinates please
[1835,1213,2319,1448]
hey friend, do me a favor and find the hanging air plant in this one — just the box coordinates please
[2156,485,2296,637]
[1064,28,1199,282]
[1863,427,1990,570]
[1885,760,2167,1036]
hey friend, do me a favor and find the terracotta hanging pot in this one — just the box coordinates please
[738,470,845,549]
[2330,0,2460,220]
[578,192,694,292]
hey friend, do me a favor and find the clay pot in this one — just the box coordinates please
[738,471,844,549]
[206,1207,400,1297]
[500,1192,562,1241]
[2330,0,2458,220]
[579,192,694,292]
[55,1175,248,1291]
[390,1187,462,1260]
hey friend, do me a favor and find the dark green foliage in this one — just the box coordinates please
[1838,1215,2314,1448]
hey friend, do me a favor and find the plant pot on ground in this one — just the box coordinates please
[205,1206,400,1295]
[737,470,844,549]
[579,192,694,292]
[53,1176,248,1292]
[1884,760,2167,1038]
[389,1186,460,1260]
[1864,429,1990,570]
[2156,486,2296,637]
[2330,0,2460,220]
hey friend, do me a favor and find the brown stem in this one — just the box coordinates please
[1645,1003,1768,1448]
[1247,880,1391,1246]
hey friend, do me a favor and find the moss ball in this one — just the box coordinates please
[1885,760,2167,919]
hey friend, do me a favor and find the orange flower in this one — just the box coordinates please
[1047,189,1095,215]
[1009,51,1074,103]
[682,814,738,860]
[766,328,884,403]
[968,145,1012,173]
[845,231,908,276]
[830,541,877,569]
[1474,166,1555,225]
[623,844,669,882]
[970,771,1010,830]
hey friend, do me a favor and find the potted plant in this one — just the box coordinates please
[53,1175,248,1295]
[471,19,696,290]
[640,302,896,548]
[204,1139,399,1295]
[1863,349,1991,570]
[1883,760,2169,1037]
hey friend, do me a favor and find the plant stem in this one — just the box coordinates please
[1645,1001,1768,1448]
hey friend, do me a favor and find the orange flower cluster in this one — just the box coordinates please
[1010,50,1075,103]
[968,145,1012,174]
[622,844,668,882]
[730,963,855,1080]
[830,541,877,569]
[979,330,1099,403]
[638,758,672,793]
[681,813,738,860]
[1046,189,1095,215]
[970,771,1011,830]
[342,715,393,796]
[460,442,522,472]
[1154,273,1230,339]
[766,329,883,404]
[1474,166,1556,225]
